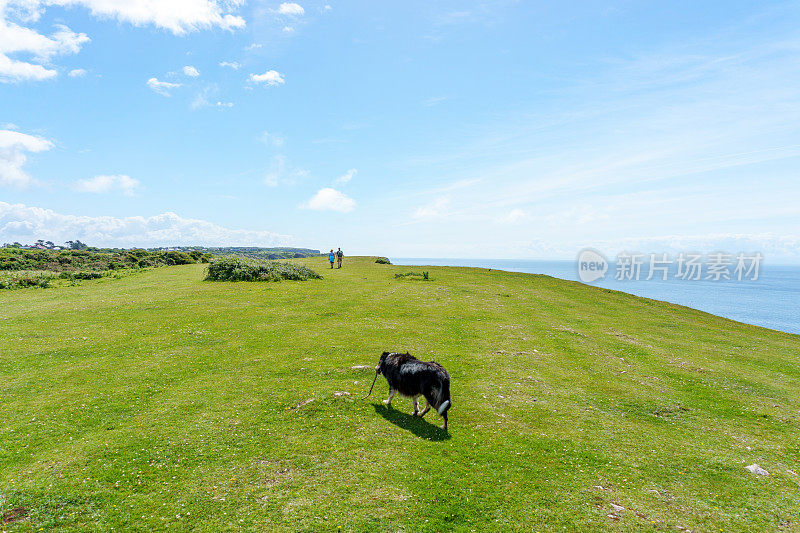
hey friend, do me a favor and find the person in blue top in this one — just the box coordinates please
[328,249,335,269]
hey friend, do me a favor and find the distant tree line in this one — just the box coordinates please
[1,242,321,259]
[158,246,322,260]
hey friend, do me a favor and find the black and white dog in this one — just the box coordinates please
[374,351,451,430]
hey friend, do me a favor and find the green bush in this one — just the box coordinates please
[59,271,105,280]
[394,271,431,281]
[375,257,392,264]
[205,256,322,282]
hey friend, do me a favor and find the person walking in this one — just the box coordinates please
[328,249,335,269]
[336,247,343,269]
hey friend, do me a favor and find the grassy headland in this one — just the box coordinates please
[1,257,798,531]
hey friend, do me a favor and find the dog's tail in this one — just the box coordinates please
[436,376,451,415]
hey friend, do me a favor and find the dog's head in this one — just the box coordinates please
[376,351,412,374]
[376,351,390,373]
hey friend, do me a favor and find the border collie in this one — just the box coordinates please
[372,351,452,430]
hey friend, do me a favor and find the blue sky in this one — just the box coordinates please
[1,0,799,260]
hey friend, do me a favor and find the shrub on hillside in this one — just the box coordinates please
[205,256,322,282]
[375,257,392,264]
[0,271,56,290]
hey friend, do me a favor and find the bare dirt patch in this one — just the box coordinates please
[1,507,29,525]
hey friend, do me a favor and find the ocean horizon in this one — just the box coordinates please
[390,258,800,336]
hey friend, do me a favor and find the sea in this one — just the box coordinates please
[390,258,800,335]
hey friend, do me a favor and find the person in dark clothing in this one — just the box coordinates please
[336,248,344,268]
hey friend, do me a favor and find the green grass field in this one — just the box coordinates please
[1,257,799,531]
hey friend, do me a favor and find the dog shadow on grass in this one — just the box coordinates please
[372,404,451,441]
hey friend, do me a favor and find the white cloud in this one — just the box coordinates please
[0,1,243,83]
[248,70,285,86]
[147,77,181,96]
[301,188,355,212]
[277,3,304,16]
[0,201,292,247]
[0,54,56,81]
[244,43,262,50]
[72,174,140,196]
[68,68,87,77]
[282,25,295,33]
[0,129,53,188]
[497,208,528,225]
[52,0,245,35]
[182,65,199,77]
[413,196,451,219]
[0,16,89,82]
[216,101,233,108]
[323,5,332,11]
[334,168,357,184]
[219,60,240,69]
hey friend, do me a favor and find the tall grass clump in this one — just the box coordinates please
[205,256,322,282]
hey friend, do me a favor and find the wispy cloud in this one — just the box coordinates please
[264,155,307,186]
[422,96,448,107]
[389,23,800,252]
[72,174,140,196]
[260,131,285,148]
[412,196,451,220]
[497,208,528,225]
[147,77,181,96]
[334,168,357,184]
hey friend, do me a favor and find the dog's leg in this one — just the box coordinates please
[412,396,420,416]
[441,411,448,431]
[418,399,431,417]
[382,388,396,406]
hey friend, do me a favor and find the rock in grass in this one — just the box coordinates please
[294,398,314,409]
[610,503,625,513]
[745,464,769,476]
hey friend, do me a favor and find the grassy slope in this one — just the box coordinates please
[1,257,799,532]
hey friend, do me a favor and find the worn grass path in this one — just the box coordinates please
[1,257,799,531]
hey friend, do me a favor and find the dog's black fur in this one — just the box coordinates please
[376,351,451,430]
